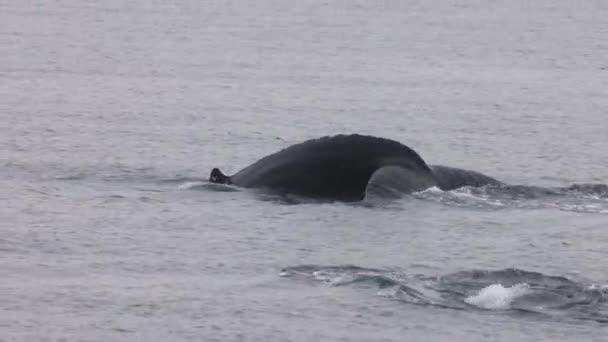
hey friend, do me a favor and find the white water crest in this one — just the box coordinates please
[465,283,531,310]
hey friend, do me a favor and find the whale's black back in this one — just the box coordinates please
[430,165,502,190]
[226,134,434,201]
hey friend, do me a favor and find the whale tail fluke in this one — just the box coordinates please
[209,168,232,184]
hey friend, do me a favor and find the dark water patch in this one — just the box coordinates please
[54,173,89,181]
[557,184,608,198]
[281,265,608,324]
[439,268,578,289]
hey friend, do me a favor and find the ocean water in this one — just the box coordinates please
[2,0,608,341]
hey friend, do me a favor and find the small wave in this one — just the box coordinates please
[177,181,206,190]
[180,182,241,192]
[413,185,507,210]
[54,173,89,181]
[281,265,608,323]
[558,183,608,198]
[158,177,210,184]
[314,271,401,288]
[413,183,608,214]
[439,268,577,288]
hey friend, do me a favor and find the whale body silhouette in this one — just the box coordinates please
[209,134,501,202]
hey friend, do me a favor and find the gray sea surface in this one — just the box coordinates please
[2,1,608,341]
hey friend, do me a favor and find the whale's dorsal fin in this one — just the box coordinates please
[209,168,232,184]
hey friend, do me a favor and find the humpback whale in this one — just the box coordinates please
[209,134,501,202]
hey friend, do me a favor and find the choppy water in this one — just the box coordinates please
[2,1,608,341]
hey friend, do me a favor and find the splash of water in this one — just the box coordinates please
[281,265,608,323]
[464,283,531,310]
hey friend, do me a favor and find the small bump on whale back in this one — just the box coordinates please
[209,168,231,184]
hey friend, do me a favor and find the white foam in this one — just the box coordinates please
[311,271,362,286]
[450,187,478,198]
[376,285,401,298]
[177,181,205,190]
[464,283,531,310]
[312,271,340,284]
[415,186,443,194]
[588,284,608,291]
